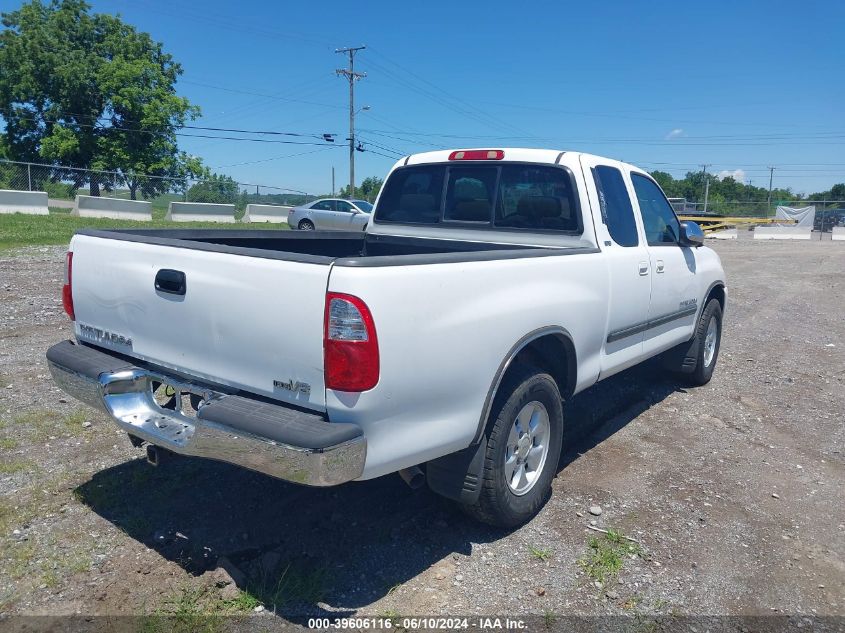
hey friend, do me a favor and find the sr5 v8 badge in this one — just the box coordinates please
[77,323,133,349]
[274,379,311,396]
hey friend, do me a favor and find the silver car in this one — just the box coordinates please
[287,198,373,231]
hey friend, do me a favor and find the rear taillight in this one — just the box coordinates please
[324,292,379,392]
[62,251,75,321]
[448,149,504,161]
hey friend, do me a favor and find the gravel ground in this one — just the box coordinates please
[0,239,843,626]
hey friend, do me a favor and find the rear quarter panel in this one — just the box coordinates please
[327,252,609,479]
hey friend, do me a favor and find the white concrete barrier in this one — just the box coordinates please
[0,189,49,215]
[753,226,812,240]
[166,201,236,223]
[72,195,152,221]
[832,227,845,241]
[243,204,292,223]
[708,229,737,240]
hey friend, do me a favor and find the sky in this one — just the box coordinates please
[3,0,844,197]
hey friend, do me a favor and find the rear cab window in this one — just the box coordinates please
[375,162,581,234]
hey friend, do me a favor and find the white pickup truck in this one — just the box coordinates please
[47,148,726,527]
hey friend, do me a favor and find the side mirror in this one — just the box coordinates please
[679,221,704,247]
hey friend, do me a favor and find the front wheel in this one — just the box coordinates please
[298,219,315,230]
[687,299,722,385]
[460,363,563,528]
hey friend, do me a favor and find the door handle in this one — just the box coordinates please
[638,262,649,276]
[656,260,665,274]
[155,269,186,296]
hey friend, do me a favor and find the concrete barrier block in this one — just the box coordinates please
[707,229,737,240]
[0,189,49,215]
[243,204,292,223]
[832,227,845,241]
[72,195,152,220]
[166,202,236,223]
[753,226,812,240]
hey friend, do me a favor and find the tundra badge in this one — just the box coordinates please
[77,323,133,349]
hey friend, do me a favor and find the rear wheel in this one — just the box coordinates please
[460,363,563,527]
[298,219,315,230]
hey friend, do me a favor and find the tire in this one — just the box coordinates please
[298,219,315,230]
[684,298,723,386]
[460,363,564,528]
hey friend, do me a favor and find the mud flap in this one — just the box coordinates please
[425,437,487,504]
[661,333,700,374]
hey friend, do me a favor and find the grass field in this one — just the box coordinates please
[0,210,288,250]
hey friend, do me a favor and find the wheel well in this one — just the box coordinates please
[706,284,726,311]
[510,332,576,400]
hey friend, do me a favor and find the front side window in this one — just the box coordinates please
[592,166,638,247]
[631,174,680,245]
[336,200,354,212]
[495,165,578,232]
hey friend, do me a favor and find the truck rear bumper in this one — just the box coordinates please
[46,340,366,486]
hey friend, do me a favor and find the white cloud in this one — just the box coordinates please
[665,128,684,140]
[717,169,746,183]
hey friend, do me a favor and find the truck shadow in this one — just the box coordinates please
[559,357,685,470]
[74,358,682,619]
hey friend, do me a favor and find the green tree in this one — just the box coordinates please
[186,173,239,204]
[338,176,384,202]
[0,0,199,197]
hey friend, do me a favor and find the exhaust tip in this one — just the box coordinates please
[398,466,425,490]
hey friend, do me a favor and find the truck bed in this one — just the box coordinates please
[75,229,596,266]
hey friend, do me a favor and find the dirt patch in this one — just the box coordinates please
[0,241,843,622]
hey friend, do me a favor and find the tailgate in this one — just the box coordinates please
[69,234,329,411]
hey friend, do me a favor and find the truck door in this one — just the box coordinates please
[628,171,700,356]
[579,156,652,377]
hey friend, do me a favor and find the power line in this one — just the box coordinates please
[212,146,339,169]
[1,109,340,144]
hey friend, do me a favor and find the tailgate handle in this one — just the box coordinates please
[155,269,186,296]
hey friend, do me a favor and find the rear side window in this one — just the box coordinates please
[592,166,639,247]
[631,174,680,245]
[375,165,445,224]
[495,165,578,232]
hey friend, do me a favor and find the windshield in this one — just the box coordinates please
[352,200,373,213]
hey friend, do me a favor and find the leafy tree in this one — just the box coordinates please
[650,170,677,196]
[186,173,239,204]
[338,176,384,202]
[0,0,199,197]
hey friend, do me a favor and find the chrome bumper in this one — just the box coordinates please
[46,341,366,486]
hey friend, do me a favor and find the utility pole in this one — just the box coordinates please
[766,166,776,216]
[331,166,335,197]
[700,164,711,213]
[336,46,366,199]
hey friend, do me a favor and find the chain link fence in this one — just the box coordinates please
[3,158,844,230]
[0,159,315,211]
